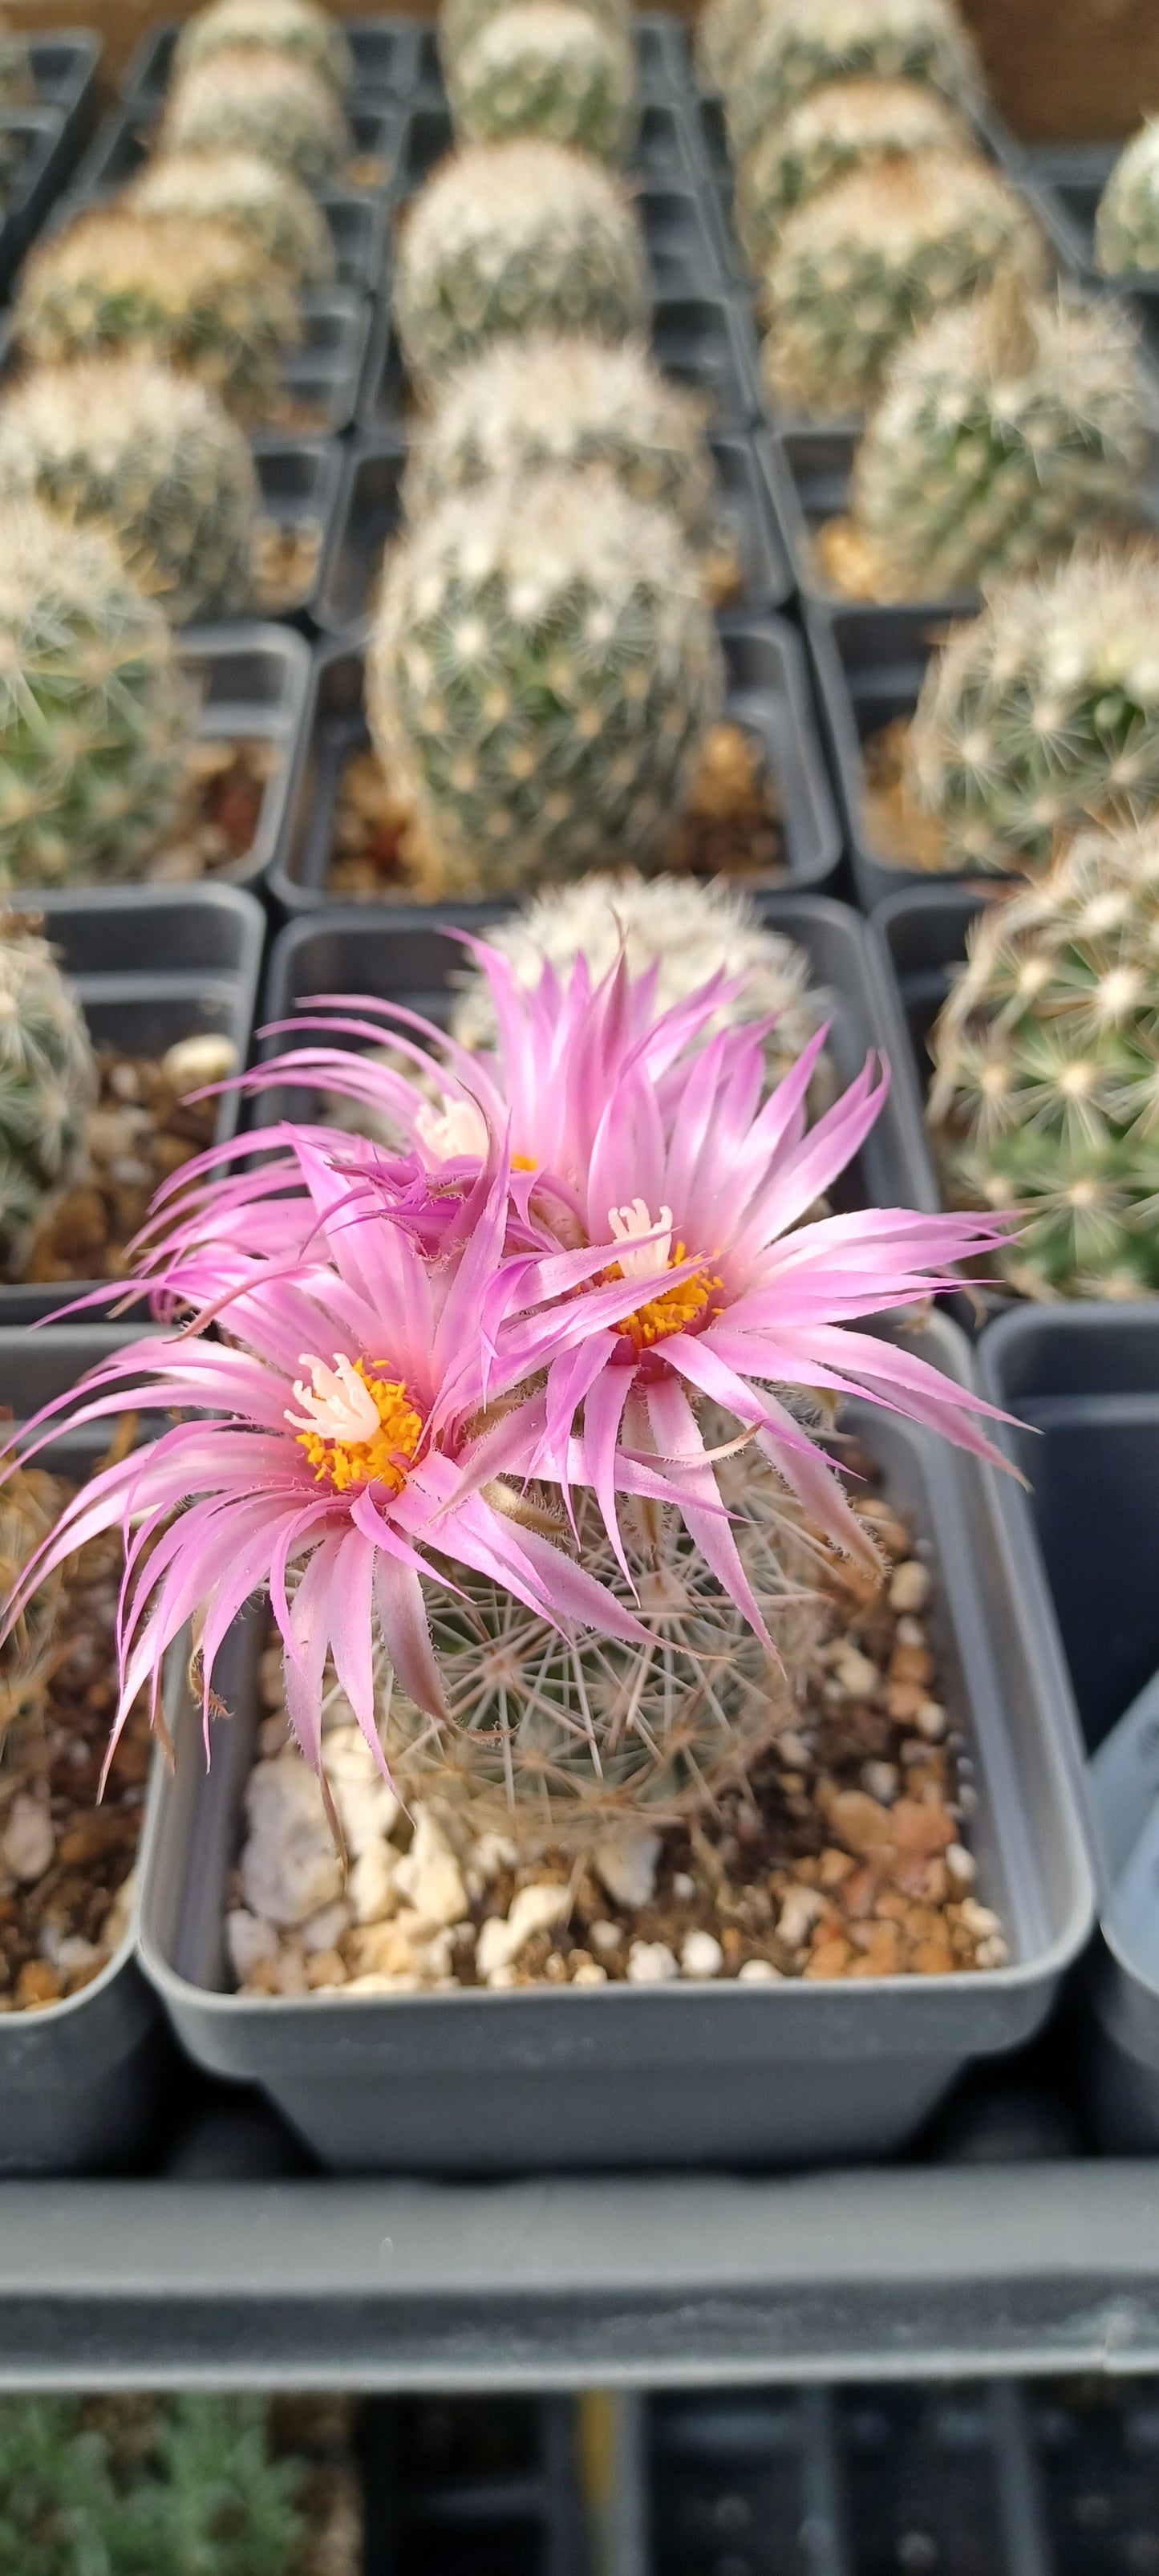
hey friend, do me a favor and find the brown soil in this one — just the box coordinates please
[252,513,323,616]
[343,152,391,192]
[150,736,274,882]
[814,515,912,604]
[861,714,954,874]
[20,1044,220,1284]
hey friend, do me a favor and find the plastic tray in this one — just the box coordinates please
[1016,145,1159,370]
[179,623,311,890]
[121,14,425,111]
[314,427,792,635]
[69,95,400,203]
[26,31,100,127]
[249,437,346,633]
[410,10,691,108]
[265,616,840,915]
[764,426,988,628]
[383,89,701,197]
[0,884,265,1329]
[362,2394,586,2576]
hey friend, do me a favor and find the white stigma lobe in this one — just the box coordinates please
[286,1353,380,1443]
[608,1199,673,1281]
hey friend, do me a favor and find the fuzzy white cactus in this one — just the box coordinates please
[448,2,636,161]
[159,46,351,186]
[131,150,334,291]
[172,0,355,91]
[735,75,971,274]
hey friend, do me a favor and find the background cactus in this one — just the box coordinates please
[0,918,95,1282]
[928,821,1159,1300]
[0,1465,67,1738]
[0,503,195,889]
[130,149,334,292]
[0,2394,307,2574]
[723,0,982,168]
[760,151,1045,421]
[394,140,649,394]
[842,281,1151,601]
[159,47,351,187]
[15,210,299,428]
[1095,119,1159,275]
[440,0,627,77]
[903,549,1159,874]
[0,10,30,104]
[172,0,354,93]
[0,357,259,627]
[367,468,723,895]
[448,2,636,161]
[694,0,776,96]
[734,75,971,275]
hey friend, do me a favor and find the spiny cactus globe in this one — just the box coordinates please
[0,10,30,105]
[440,0,627,77]
[0,919,95,1282]
[904,549,1159,875]
[695,0,780,96]
[172,0,354,93]
[0,1464,67,1735]
[159,46,351,187]
[130,149,335,292]
[847,282,1151,601]
[0,504,194,889]
[15,209,299,428]
[734,75,971,274]
[448,2,636,162]
[0,2393,306,2576]
[760,151,1044,422]
[403,334,715,550]
[0,357,259,627]
[724,0,982,167]
[1095,120,1159,276]
[928,821,1159,1300]
[367,468,723,895]
[394,140,649,395]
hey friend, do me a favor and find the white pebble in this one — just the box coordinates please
[348,1840,399,1926]
[945,1843,976,1888]
[737,1957,784,1983]
[626,1940,679,1985]
[915,1699,946,1742]
[889,1560,931,1613]
[671,1872,696,1903]
[484,1963,518,1990]
[593,1824,661,1912]
[862,1761,898,1805]
[300,1898,351,1954]
[590,1918,622,1955]
[570,1959,608,1986]
[2,1795,53,1883]
[834,1648,878,1698]
[777,1884,826,1949]
[896,1615,927,1648]
[393,1810,468,1928]
[475,1881,569,1980]
[975,1933,1010,1970]
[680,1929,723,1980]
[472,1830,517,1882]
[958,1897,1002,1939]
[162,1032,238,1090]
[241,1758,342,1927]
[331,1775,399,1861]
[225,1908,279,1982]
[776,1728,811,1769]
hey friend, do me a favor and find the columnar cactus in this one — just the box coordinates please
[1095,120,1159,275]
[734,75,971,274]
[760,152,1044,421]
[845,282,1151,599]
[0,919,95,1280]
[903,550,1159,874]
[0,357,259,627]
[448,2,637,162]
[403,335,716,550]
[130,150,335,292]
[724,0,982,166]
[15,210,299,428]
[159,47,351,186]
[928,821,1159,1300]
[0,504,194,888]
[172,0,354,93]
[367,469,723,893]
[394,140,649,394]
[440,0,627,78]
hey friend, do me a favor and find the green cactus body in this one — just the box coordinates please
[394,140,649,394]
[160,45,351,186]
[0,504,195,889]
[404,334,715,547]
[928,821,1159,1300]
[0,920,95,1281]
[735,75,970,274]
[0,357,259,627]
[904,550,1159,875]
[724,0,981,166]
[131,149,335,291]
[760,150,1044,422]
[849,284,1152,600]
[0,1462,67,1734]
[1095,120,1159,275]
[172,0,354,93]
[367,468,723,894]
[448,2,637,161]
[0,2394,306,2574]
[439,0,627,78]
[16,210,299,428]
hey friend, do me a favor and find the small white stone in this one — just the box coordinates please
[47,1933,104,1979]
[896,1615,927,1649]
[2,1794,53,1883]
[393,1810,468,1928]
[225,1908,280,1982]
[958,1897,1002,1939]
[777,1884,826,1949]
[590,1918,622,1955]
[272,1946,310,1997]
[348,1840,399,1926]
[975,1933,1010,1970]
[862,1761,898,1805]
[945,1842,976,1888]
[485,1963,519,1990]
[570,1959,608,1986]
[162,1032,238,1089]
[475,1880,570,1980]
[472,1829,517,1882]
[889,1560,931,1613]
[593,1824,661,1912]
[331,1774,399,1860]
[300,1899,351,1955]
[776,1728,811,1769]
[915,1699,947,1742]
[626,1939,679,1985]
[671,1872,696,1903]
[680,1929,723,1981]
[241,1757,343,1928]
[737,1957,784,1983]
[101,1868,137,1953]
[834,1648,878,1699]
[342,1969,421,1995]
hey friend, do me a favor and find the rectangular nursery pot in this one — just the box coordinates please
[265,618,841,916]
[184,622,311,893]
[979,1305,1159,2153]
[764,428,986,627]
[0,108,92,289]
[314,428,792,636]
[0,1325,168,2174]
[135,1308,1095,2172]
[70,97,400,205]
[27,32,101,130]
[410,10,691,106]
[249,439,346,635]
[121,15,426,110]
[284,287,371,437]
[0,883,265,1329]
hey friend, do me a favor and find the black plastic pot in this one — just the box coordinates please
[314,428,792,636]
[249,438,345,634]
[0,884,265,1329]
[70,95,401,205]
[765,425,988,632]
[176,623,312,892]
[121,14,426,111]
[265,618,840,917]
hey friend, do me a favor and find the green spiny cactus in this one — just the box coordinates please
[845,280,1151,600]
[903,549,1159,874]
[0,2394,306,2575]
[760,150,1045,422]
[928,820,1159,1300]
[15,209,300,428]
[0,919,95,1285]
[734,75,971,274]
[448,2,637,162]
[172,0,354,93]
[130,148,335,291]
[367,468,723,895]
[394,140,649,395]
[439,0,627,79]
[403,333,716,550]
[0,503,195,889]
[724,0,982,167]
[0,356,259,627]
[0,1460,67,1734]
[0,11,30,105]
[159,45,351,186]
[1095,119,1159,276]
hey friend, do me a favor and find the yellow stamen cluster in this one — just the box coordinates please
[611,1243,723,1353]
[296,1360,423,1494]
